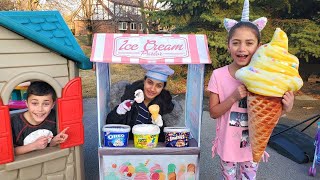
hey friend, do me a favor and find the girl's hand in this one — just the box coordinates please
[50,127,69,146]
[282,91,294,113]
[261,151,270,162]
[231,85,248,102]
[32,136,50,150]
[116,100,132,115]
[151,114,163,127]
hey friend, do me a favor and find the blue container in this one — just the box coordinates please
[102,124,130,147]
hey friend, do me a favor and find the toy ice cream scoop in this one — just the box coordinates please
[235,28,303,162]
[134,89,144,103]
[149,104,160,120]
[125,89,144,107]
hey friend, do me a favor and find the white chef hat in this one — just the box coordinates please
[141,64,174,82]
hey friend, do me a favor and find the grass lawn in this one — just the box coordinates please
[77,36,320,99]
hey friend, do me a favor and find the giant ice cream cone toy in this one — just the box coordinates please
[235,28,303,162]
[149,104,160,120]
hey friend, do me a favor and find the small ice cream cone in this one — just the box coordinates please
[167,163,176,180]
[247,92,282,162]
[168,172,176,180]
[149,104,160,120]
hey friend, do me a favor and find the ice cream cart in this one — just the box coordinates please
[90,33,211,180]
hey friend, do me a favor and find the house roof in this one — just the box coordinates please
[110,0,140,7]
[0,11,92,70]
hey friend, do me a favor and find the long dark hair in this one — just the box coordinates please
[120,78,174,115]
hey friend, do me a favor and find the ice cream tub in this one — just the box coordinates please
[132,124,160,149]
[102,124,131,147]
[164,127,190,147]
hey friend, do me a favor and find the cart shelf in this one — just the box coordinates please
[99,138,200,155]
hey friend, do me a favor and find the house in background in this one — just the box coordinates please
[73,0,144,35]
[0,10,91,180]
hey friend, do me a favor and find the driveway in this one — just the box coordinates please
[83,96,320,179]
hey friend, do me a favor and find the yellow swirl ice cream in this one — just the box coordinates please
[235,28,303,97]
[149,104,160,120]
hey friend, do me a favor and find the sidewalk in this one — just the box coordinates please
[83,97,320,180]
[200,111,319,179]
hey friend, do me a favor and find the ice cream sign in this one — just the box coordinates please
[90,33,211,64]
[114,36,188,59]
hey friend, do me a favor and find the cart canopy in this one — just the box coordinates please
[90,33,211,64]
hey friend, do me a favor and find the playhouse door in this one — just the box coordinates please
[57,77,84,149]
[0,99,14,164]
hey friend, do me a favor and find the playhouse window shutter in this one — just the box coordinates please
[0,99,14,164]
[57,77,84,148]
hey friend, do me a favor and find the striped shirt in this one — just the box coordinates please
[135,103,152,124]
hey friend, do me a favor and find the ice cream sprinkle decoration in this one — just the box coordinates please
[235,28,303,97]
[235,28,303,162]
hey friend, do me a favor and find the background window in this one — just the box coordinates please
[131,23,137,30]
[118,22,127,30]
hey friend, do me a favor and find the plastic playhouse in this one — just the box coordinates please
[0,11,91,180]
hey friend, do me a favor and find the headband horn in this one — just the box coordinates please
[241,0,249,21]
[223,0,267,32]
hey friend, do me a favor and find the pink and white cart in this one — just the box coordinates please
[90,33,211,180]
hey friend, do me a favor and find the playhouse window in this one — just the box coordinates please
[9,81,59,157]
[9,82,29,112]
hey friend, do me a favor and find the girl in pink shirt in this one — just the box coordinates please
[207,0,295,179]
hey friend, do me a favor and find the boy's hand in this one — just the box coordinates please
[231,85,248,102]
[32,136,51,150]
[50,127,69,146]
[282,91,294,113]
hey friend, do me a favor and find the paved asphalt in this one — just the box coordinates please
[83,97,320,180]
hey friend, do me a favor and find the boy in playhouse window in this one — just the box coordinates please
[106,64,181,142]
[11,81,69,155]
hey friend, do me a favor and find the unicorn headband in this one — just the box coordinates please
[224,0,267,32]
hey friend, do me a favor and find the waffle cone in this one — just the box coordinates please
[168,172,176,180]
[247,92,282,162]
[149,104,160,120]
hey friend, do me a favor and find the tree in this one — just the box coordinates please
[0,0,15,10]
[137,0,148,33]
[152,0,320,68]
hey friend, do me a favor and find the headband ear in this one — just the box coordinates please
[224,18,238,32]
[252,17,268,31]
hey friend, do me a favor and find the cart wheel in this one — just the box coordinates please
[308,167,316,176]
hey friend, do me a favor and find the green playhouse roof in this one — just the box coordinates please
[0,10,92,70]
